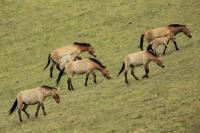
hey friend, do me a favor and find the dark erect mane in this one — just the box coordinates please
[168,24,186,27]
[41,85,57,90]
[73,42,91,47]
[89,58,106,68]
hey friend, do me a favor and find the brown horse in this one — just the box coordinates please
[117,50,165,84]
[140,24,192,55]
[9,86,60,122]
[56,58,111,91]
[44,42,97,78]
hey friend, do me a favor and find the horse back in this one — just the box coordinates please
[145,27,170,43]
[17,88,43,105]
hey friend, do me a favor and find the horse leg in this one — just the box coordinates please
[142,65,149,79]
[56,64,61,71]
[69,79,74,91]
[124,71,129,84]
[131,66,139,80]
[22,104,30,119]
[85,73,90,86]
[173,40,179,50]
[50,62,55,78]
[41,103,47,116]
[35,103,41,117]
[93,73,97,84]
[18,109,23,122]
[67,79,71,91]
[163,45,167,55]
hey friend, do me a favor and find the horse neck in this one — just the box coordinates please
[171,27,184,36]
[42,89,53,98]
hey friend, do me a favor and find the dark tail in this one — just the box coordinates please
[117,62,125,76]
[56,68,65,85]
[43,54,51,70]
[9,98,18,115]
[140,34,145,50]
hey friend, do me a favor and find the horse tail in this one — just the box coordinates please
[140,34,145,50]
[9,98,18,115]
[43,54,51,70]
[117,62,125,77]
[56,68,65,85]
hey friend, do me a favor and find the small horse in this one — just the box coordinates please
[140,24,192,55]
[44,42,97,78]
[56,58,111,91]
[117,50,165,84]
[149,34,171,55]
[9,86,60,122]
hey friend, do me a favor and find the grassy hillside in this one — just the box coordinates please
[0,0,200,132]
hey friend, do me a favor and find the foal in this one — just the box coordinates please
[9,86,60,122]
[117,51,165,84]
[44,42,97,78]
[140,24,192,55]
[149,34,171,55]
[56,58,111,91]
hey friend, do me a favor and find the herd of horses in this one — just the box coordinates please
[9,24,192,122]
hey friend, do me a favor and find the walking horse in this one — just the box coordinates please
[9,86,60,122]
[140,24,192,55]
[43,42,97,78]
[56,58,111,91]
[117,50,165,84]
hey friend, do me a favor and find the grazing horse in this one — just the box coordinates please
[43,42,97,78]
[9,86,60,122]
[56,58,111,91]
[117,50,165,84]
[140,24,192,55]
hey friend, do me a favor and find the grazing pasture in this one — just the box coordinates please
[0,0,200,132]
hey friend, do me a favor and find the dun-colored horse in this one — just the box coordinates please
[140,24,192,55]
[117,50,165,84]
[56,58,111,91]
[149,34,170,55]
[9,86,60,122]
[44,42,97,78]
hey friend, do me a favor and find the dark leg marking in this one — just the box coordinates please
[50,63,54,78]
[22,104,30,119]
[35,103,40,117]
[131,66,139,80]
[69,79,74,91]
[18,109,22,122]
[124,71,128,84]
[143,66,149,79]
[41,103,47,116]
[173,40,179,50]
[163,45,167,55]
[93,73,97,84]
[85,73,90,86]
[67,79,71,91]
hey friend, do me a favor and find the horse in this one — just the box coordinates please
[140,24,192,55]
[9,86,60,122]
[148,34,171,55]
[43,42,97,78]
[117,50,165,84]
[56,58,111,91]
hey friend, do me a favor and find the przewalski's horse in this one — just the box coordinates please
[9,86,60,122]
[117,51,165,84]
[148,34,170,55]
[56,58,111,91]
[44,42,97,78]
[140,24,192,55]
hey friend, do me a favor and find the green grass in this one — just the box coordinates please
[0,0,200,132]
